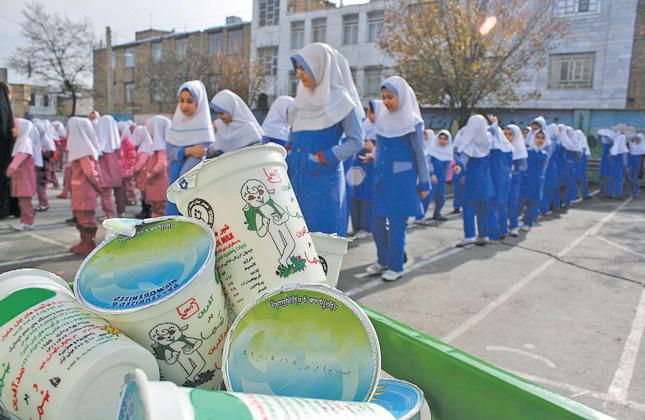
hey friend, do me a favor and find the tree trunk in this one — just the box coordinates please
[69,89,77,117]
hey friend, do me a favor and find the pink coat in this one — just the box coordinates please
[99,151,123,188]
[71,156,100,211]
[8,153,36,198]
[134,152,150,191]
[144,150,169,202]
[120,137,136,178]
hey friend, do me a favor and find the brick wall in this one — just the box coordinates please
[627,0,645,109]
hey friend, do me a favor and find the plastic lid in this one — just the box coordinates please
[370,378,425,420]
[223,284,381,402]
[75,218,213,312]
[119,369,193,420]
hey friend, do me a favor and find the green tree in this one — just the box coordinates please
[379,0,568,126]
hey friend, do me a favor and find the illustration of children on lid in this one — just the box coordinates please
[241,179,301,272]
[149,322,209,385]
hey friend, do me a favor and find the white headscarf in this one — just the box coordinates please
[261,96,294,141]
[610,134,628,156]
[289,43,365,132]
[29,121,44,167]
[546,124,559,144]
[135,126,154,155]
[145,116,171,152]
[506,124,528,160]
[52,120,67,139]
[597,129,616,144]
[629,133,645,155]
[67,117,100,162]
[363,99,381,142]
[574,130,591,156]
[12,118,35,157]
[422,129,435,157]
[428,129,454,161]
[491,125,513,153]
[527,116,547,147]
[454,115,491,158]
[559,125,581,152]
[210,89,263,153]
[33,119,56,152]
[529,129,551,152]
[167,80,215,147]
[375,76,424,138]
[97,115,122,153]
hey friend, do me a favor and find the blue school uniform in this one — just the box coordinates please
[561,149,581,206]
[430,157,450,218]
[599,138,613,196]
[452,149,465,211]
[487,149,513,240]
[165,142,211,215]
[508,157,527,231]
[521,150,548,227]
[541,141,560,213]
[349,144,375,232]
[372,123,430,272]
[608,152,627,199]
[577,152,591,199]
[287,109,363,236]
[461,154,494,239]
[261,135,288,148]
[628,154,643,196]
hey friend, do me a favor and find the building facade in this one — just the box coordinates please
[251,0,644,132]
[93,17,251,121]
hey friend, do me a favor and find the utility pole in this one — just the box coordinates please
[106,26,114,113]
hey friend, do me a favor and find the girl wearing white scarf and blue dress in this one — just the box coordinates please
[166,80,215,215]
[261,95,294,148]
[540,123,560,214]
[363,76,430,281]
[597,128,615,197]
[628,133,645,196]
[608,129,629,199]
[575,129,591,200]
[287,43,364,235]
[427,129,453,221]
[520,128,550,231]
[454,115,494,247]
[208,89,263,157]
[504,125,528,237]
[558,125,583,207]
[487,117,514,242]
[348,99,380,237]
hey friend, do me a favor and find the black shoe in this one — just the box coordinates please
[65,217,76,225]
[451,208,461,214]
[433,216,448,221]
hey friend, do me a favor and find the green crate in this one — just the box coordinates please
[364,306,611,420]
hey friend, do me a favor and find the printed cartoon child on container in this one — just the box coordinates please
[149,322,206,383]
[241,179,296,268]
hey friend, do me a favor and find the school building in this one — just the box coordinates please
[250,0,645,133]
[92,16,252,121]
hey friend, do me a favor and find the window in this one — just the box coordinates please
[227,30,243,54]
[151,43,163,63]
[555,0,599,15]
[548,52,595,89]
[209,32,223,55]
[111,51,116,69]
[343,14,359,45]
[364,68,383,96]
[150,80,162,102]
[289,71,299,96]
[290,21,304,50]
[257,47,278,76]
[29,93,35,106]
[312,18,326,43]
[176,38,188,57]
[258,0,280,27]
[124,48,135,68]
[43,94,49,107]
[125,82,135,104]
[367,11,384,42]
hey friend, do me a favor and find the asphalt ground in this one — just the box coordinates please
[1,174,644,419]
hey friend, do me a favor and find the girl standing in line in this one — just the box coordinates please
[97,115,123,219]
[487,116,514,243]
[166,81,215,215]
[504,124,528,237]
[7,119,37,231]
[133,125,153,219]
[365,76,430,281]
[144,116,171,217]
[607,130,628,199]
[261,96,294,148]
[454,115,494,247]
[118,121,137,206]
[597,129,615,197]
[427,129,453,221]
[520,130,549,232]
[575,130,591,200]
[33,119,55,211]
[287,43,364,236]
[627,133,645,197]
[559,125,582,208]
[67,117,102,255]
[208,89,263,157]
[541,123,561,215]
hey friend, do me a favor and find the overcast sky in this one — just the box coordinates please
[0,0,365,84]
